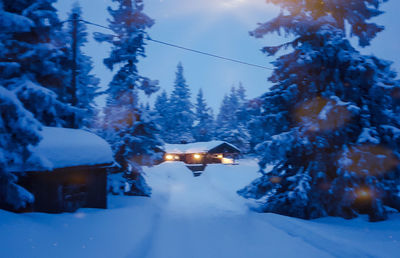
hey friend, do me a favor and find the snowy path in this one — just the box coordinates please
[1,159,400,258]
[143,162,328,258]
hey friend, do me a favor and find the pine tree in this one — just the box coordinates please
[154,90,170,138]
[0,0,77,127]
[0,87,41,210]
[239,0,400,221]
[246,97,265,152]
[234,83,269,153]
[216,94,231,131]
[193,89,214,142]
[236,82,246,104]
[236,82,249,124]
[165,62,195,143]
[64,4,100,128]
[216,86,250,152]
[0,1,81,208]
[0,2,53,209]
[94,0,162,196]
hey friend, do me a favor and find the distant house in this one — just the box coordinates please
[163,141,241,165]
[6,127,114,213]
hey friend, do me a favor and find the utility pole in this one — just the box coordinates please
[70,12,79,128]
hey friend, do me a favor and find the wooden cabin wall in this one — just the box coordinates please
[85,167,107,209]
[16,165,108,213]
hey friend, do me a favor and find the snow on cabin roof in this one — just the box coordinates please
[13,127,114,172]
[164,141,240,154]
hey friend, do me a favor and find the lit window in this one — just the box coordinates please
[165,154,174,161]
[222,158,234,164]
[193,154,202,160]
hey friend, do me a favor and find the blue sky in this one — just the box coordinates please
[54,0,400,111]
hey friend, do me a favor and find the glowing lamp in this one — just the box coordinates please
[193,154,202,160]
[356,188,372,201]
[359,190,369,197]
[269,176,282,184]
[165,154,174,161]
[222,158,234,164]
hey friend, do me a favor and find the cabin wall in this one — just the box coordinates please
[16,165,108,213]
[163,143,241,165]
[85,168,107,209]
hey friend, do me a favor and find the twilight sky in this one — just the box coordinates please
[54,0,400,111]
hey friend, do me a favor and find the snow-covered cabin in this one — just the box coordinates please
[163,141,240,165]
[9,127,114,213]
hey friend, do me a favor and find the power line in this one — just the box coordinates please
[81,20,111,31]
[80,19,274,71]
[147,38,273,70]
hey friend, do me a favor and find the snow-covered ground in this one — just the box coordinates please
[1,159,400,258]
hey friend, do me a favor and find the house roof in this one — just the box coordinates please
[164,141,240,154]
[11,127,114,172]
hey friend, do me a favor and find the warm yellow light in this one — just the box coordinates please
[359,190,369,197]
[165,154,174,161]
[174,155,180,160]
[356,188,371,200]
[269,176,282,184]
[222,158,234,164]
[193,154,202,160]
[217,154,223,159]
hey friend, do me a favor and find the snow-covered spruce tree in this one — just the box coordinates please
[0,0,77,127]
[64,4,100,128]
[0,87,41,210]
[239,0,400,221]
[94,0,162,196]
[153,90,170,140]
[236,83,256,151]
[236,82,246,105]
[236,83,249,125]
[0,3,49,209]
[165,62,195,143]
[216,87,250,153]
[193,89,215,142]
[244,97,265,153]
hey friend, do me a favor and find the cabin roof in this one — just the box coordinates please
[164,141,240,154]
[11,127,114,172]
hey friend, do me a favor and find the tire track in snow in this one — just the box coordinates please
[125,171,173,258]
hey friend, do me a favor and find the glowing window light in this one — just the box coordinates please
[217,154,223,159]
[193,154,202,160]
[222,158,234,164]
[174,155,180,160]
[165,154,174,161]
